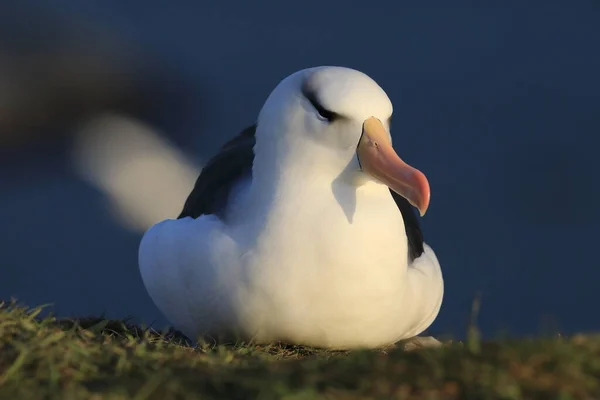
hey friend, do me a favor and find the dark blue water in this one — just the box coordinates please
[1,1,598,339]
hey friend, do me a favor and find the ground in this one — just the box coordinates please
[0,301,598,399]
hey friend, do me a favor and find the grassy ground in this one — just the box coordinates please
[0,301,599,400]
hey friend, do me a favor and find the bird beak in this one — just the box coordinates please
[356,117,430,216]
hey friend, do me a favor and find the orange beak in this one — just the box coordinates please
[356,117,430,216]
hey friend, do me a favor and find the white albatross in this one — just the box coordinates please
[138,66,444,349]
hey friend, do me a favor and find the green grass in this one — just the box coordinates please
[0,301,599,399]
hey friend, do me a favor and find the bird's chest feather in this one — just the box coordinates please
[229,192,412,346]
[243,190,409,296]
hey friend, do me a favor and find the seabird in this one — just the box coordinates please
[138,66,444,349]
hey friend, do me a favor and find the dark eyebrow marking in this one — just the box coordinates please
[301,80,341,122]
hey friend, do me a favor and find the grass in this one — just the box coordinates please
[0,301,599,399]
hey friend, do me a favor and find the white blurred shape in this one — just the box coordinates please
[71,113,201,232]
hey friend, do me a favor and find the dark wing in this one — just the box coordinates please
[178,124,425,262]
[390,190,425,262]
[178,124,256,219]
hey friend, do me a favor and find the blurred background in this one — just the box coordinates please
[1,1,598,340]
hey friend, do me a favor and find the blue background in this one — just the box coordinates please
[1,1,598,339]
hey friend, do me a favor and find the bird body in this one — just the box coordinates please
[139,66,444,349]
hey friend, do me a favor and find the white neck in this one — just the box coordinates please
[238,130,410,271]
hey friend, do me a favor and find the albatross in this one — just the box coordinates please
[138,66,444,349]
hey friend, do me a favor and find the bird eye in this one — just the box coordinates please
[302,86,339,123]
[314,103,338,122]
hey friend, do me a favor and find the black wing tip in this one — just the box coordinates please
[177,125,257,220]
[389,189,425,262]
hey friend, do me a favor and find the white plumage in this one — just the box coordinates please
[138,66,444,349]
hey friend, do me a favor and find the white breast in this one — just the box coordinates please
[221,178,426,348]
[140,152,443,350]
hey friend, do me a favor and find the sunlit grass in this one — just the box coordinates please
[1,300,599,399]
